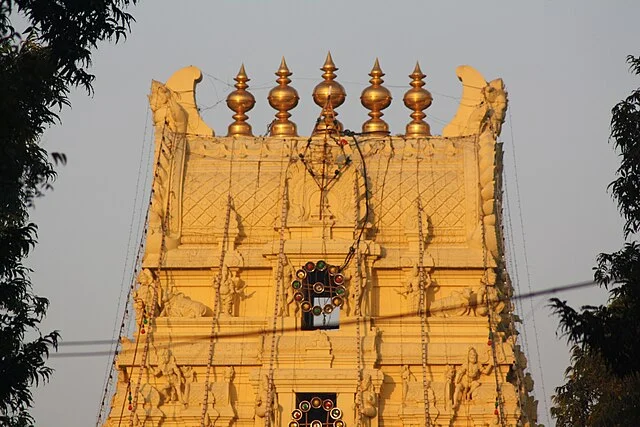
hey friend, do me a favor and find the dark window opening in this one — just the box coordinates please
[291,393,344,427]
[292,260,344,331]
[301,296,340,330]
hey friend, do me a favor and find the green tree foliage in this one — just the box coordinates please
[550,55,640,425]
[0,1,136,425]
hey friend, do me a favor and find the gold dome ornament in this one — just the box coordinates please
[403,62,433,137]
[360,58,392,135]
[312,52,346,134]
[226,64,256,137]
[267,57,299,137]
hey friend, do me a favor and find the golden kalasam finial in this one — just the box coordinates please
[360,58,392,135]
[267,57,299,137]
[403,62,433,137]
[226,64,256,137]
[312,51,346,134]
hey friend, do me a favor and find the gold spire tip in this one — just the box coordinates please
[237,64,248,79]
[322,51,336,71]
[277,57,290,75]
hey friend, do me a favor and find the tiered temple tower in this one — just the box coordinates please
[101,55,540,427]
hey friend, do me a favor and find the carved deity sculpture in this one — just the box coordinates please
[444,365,456,411]
[453,347,493,409]
[133,269,163,320]
[357,374,377,426]
[430,287,473,318]
[401,365,417,403]
[219,267,246,316]
[254,375,279,426]
[204,366,237,426]
[280,262,298,317]
[396,265,421,314]
[136,379,164,427]
[149,81,189,135]
[154,349,189,407]
[160,289,208,318]
[353,256,370,317]
[399,365,439,424]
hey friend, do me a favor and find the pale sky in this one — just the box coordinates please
[28,1,639,425]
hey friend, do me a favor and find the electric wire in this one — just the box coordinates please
[507,108,551,426]
[51,279,596,357]
[95,103,151,427]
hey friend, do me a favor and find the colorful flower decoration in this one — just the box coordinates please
[291,260,345,315]
[289,396,344,426]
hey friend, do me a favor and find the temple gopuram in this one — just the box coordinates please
[100,53,541,427]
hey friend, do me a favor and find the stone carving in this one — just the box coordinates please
[279,261,298,318]
[398,365,439,426]
[429,287,472,317]
[135,382,164,427]
[153,349,190,408]
[453,347,493,409]
[254,375,280,426]
[444,365,456,411]
[160,289,208,318]
[357,374,378,426]
[219,266,248,317]
[147,77,193,253]
[164,65,214,137]
[442,65,508,138]
[401,365,416,402]
[475,285,506,317]
[395,265,421,314]
[345,254,369,317]
[149,81,189,135]
[204,366,237,427]
[133,269,163,320]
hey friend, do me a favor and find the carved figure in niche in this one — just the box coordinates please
[154,349,189,407]
[149,80,188,134]
[453,347,493,409]
[354,257,370,316]
[160,289,207,318]
[308,329,331,349]
[203,391,219,427]
[280,263,298,317]
[133,269,163,320]
[219,267,248,316]
[204,366,236,427]
[444,365,455,411]
[401,365,416,402]
[355,374,377,426]
[430,287,472,318]
[254,375,280,426]
[482,79,508,137]
[475,285,506,318]
[395,265,421,314]
[399,366,439,423]
[136,382,164,426]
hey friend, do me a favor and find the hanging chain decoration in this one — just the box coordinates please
[476,134,507,427]
[199,142,237,427]
[127,125,175,427]
[291,260,345,315]
[110,118,166,427]
[416,196,432,427]
[265,168,291,427]
[353,171,364,427]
